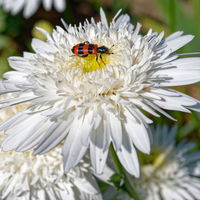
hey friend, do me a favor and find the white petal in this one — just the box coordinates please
[74,177,99,195]
[131,99,160,118]
[54,0,65,12]
[63,116,88,172]
[9,0,24,15]
[32,38,57,54]
[165,34,194,52]
[0,112,26,132]
[161,185,183,200]
[100,8,108,28]
[90,143,109,175]
[149,88,198,112]
[43,0,52,11]
[81,109,95,146]
[89,114,111,174]
[124,107,150,154]
[154,69,200,87]
[1,114,46,151]
[153,57,200,86]
[165,31,183,41]
[144,99,176,121]
[0,95,38,109]
[171,57,200,70]
[33,120,71,155]
[95,165,114,183]
[107,110,122,151]
[17,120,53,151]
[23,0,39,18]
[116,129,140,177]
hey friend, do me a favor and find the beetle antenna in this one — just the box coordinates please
[110,44,114,49]
[109,44,114,54]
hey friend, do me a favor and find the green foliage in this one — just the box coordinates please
[109,173,125,190]
[155,0,200,52]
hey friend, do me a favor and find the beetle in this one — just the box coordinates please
[71,41,111,65]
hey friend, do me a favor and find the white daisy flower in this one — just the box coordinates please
[0,149,103,200]
[124,126,200,200]
[0,0,66,18]
[1,9,200,177]
[0,96,102,200]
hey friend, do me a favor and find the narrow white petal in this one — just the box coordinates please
[2,114,46,151]
[149,88,199,112]
[74,177,99,195]
[131,99,160,118]
[165,34,194,52]
[32,38,57,54]
[95,165,114,183]
[43,0,52,11]
[0,112,26,132]
[107,110,122,151]
[165,31,183,41]
[144,100,176,121]
[124,107,150,154]
[9,0,24,14]
[116,129,140,177]
[23,0,39,18]
[17,120,53,151]
[171,57,200,70]
[90,143,109,175]
[81,109,95,146]
[54,0,65,12]
[161,185,183,200]
[35,27,53,42]
[154,69,200,86]
[63,117,88,172]
[33,121,71,155]
[90,117,111,174]
[153,57,200,86]
[100,8,108,28]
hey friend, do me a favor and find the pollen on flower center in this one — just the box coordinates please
[141,148,167,166]
[70,53,111,73]
[153,152,168,168]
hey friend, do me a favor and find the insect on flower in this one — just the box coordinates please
[71,41,112,65]
[2,8,200,178]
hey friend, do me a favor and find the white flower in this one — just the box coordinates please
[1,9,200,177]
[0,0,66,18]
[0,95,102,200]
[124,126,200,200]
[0,150,102,200]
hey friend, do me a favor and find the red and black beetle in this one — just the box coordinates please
[71,41,111,65]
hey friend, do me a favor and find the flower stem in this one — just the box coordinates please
[110,144,142,200]
[110,144,123,174]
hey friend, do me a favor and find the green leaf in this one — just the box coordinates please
[109,173,125,190]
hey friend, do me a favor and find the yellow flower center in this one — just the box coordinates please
[153,152,167,168]
[71,54,111,73]
[140,148,168,167]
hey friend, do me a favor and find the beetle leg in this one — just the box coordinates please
[70,54,88,58]
[79,54,88,57]
[96,55,100,66]
[100,54,106,65]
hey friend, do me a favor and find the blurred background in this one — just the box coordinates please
[0,0,200,177]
